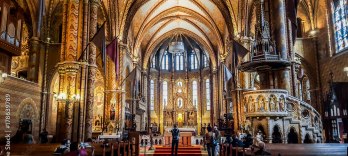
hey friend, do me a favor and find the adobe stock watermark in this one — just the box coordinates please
[4,94,11,155]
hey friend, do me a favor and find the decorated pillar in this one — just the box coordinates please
[211,69,218,125]
[85,0,99,140]
[64,63,80,139]
[55,0,81,141]
[27,37,40,82]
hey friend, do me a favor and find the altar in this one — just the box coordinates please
[163,128,196,147]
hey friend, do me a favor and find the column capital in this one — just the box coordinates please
[57,61,81,74]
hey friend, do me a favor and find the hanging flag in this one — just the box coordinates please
[223,64,233,82]
[90,22,106,73]
[106,37,119,78]
[232,40,249,66]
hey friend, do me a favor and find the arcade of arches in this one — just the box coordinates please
[0,0,348,147]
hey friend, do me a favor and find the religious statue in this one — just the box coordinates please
[248,97,253,112]
[258,97,265,111]
[269,96,276,112]
[279,97,285,111]
[177,98,183,108]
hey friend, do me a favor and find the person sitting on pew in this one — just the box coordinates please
[64,142,88,156]
[231,134,244,147]
[243,130,253,148]
[53,140,70,155]
[39,128,48,144]
[23,131,35,144]
[253,142,271,156]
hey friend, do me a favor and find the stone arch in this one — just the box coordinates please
[16,98,39,136]
[256,124,266,139]
[17,98,39,122]
[272,124,282,143]
[287,126,299,144]
[303,133,313,143]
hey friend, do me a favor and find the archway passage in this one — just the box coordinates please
[288,127,299,144]
[304,133,313,143]
[272,125,282,143]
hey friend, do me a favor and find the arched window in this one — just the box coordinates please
[175,53,184,70]
[151,56,156,68]
[150,80,155,110]
[163,81,168,107]
[203,55,209,67]
[332,0,348,52]
[161,52,169,70]
[192,81,198,108]
[191,52,198,69]
[206,79,210,110]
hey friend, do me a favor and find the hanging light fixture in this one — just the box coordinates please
[168,34,185,54]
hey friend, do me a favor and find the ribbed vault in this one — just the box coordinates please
[125,0,235,70]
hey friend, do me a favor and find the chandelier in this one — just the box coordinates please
[168,34,185,54]
[168,41,184,53]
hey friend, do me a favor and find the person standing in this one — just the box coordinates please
[170,124,180,156]
[205,126,216,156]
[213,126,221,156]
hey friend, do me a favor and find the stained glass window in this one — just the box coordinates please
[206,79,210,110]
[161,52,169,70]
[332,0,348,53]
[192,81,198,108]
[151,56,156,68]
[150,80,155,110]
[191,52,198,69]
[203,55,209,67]
[175,53,184,70]
[163,81,168,107]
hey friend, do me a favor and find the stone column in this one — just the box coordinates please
[271,0,292,93]
[267,117,272,143]
[28,37,40,82]
[56,0,80,141]
[64,63,80,139]
[85,0,98,140]
[271,0,288,60]
[212,69,218,125]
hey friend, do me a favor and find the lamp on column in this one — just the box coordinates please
[0,70,8,84]
[54,92,80,103]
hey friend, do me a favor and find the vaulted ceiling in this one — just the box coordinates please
[127,0,234,69]
[13,0,328,69]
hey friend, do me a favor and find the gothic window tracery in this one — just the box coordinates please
[332,0,348,52]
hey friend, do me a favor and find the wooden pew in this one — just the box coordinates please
[8,144,60,156]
